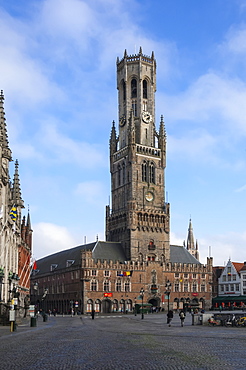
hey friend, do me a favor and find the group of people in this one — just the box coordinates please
[167,310,186,327]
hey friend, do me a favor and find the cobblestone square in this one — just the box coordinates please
[0,312,246,369]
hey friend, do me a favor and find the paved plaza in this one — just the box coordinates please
[0,312,246,369]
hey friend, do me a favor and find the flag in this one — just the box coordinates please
[9,206,17,222]
[123,271,132,276]
[33,261,37,270]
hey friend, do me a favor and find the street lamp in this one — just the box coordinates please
[165,280,172,312]
[33,282,38,312]
[0,267,4,302]
[140,288,144,320]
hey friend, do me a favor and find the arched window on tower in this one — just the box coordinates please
[131,78,137,116]
[149,163,155,184]
[118,165,121,187]
[131,78,137,98]
[142,161,147,182]
[132,100,137,116]
[122,80,126,101]
[122,162,125,184]
[143,79,147,99]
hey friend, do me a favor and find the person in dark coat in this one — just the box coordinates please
[179,310,185,327]
[167,310,173,326]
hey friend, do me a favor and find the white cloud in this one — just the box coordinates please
[168,130,217,163]
[33,222,79,259]
[0,8,63,107]
[75,181,106,205]
[235,184,246,192]
[38,122,107,167]
[222,24,246,55]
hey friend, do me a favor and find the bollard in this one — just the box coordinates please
[30,317,37,327]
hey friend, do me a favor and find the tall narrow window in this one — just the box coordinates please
[149,163,155,184]
[118,165,121,186]
[122,163,125,184]
[104,280,110,292]
[122,80,126,101]
[116,280,122,292]
[132,100,137,116]
[131,79,137,98]
[142,162,147,182]
[143,79,147,99]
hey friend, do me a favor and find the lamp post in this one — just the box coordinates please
[33,282,38,313]
[0,267,4,302]
[165,280,172,312]
[140,288,144,320]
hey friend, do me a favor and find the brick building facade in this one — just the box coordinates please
[31,49,213,314]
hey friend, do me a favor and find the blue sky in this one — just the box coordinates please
[0,0,246,266]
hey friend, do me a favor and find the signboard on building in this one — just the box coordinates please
[104,293,113,297]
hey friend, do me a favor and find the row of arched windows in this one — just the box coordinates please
[137,213,165,224]
[142,161,155,183]
[121,78,149,118]
[90,279,131,292]
[121,78,149,100]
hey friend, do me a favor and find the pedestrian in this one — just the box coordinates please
[91,309,95,320]
[167,310,173,327]
[179,310,185,327]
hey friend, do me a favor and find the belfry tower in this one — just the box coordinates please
[106,48,170,262]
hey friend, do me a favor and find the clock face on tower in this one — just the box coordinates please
[145,191,154,202]
[142,111,152,124]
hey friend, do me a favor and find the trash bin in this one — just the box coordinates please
[30,317,37,327]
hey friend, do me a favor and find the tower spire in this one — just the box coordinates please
[109,120,117,155]
[0,90,12,161]
[186,218,199,261]
[12,159,24,208]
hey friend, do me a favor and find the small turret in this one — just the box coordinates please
[12,160,24,208]
[158,115,166,167]
[128,110,135,145]
[0,90,12,161]
[109,121,117,155]
[186,218,199,261]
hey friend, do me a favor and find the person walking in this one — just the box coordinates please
[167,310,173,327]
[179,310,185,327]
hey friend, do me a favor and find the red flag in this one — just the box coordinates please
[33,261,37,270]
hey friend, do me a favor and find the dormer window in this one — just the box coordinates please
[50,264,58,272]
[66,260,75,268]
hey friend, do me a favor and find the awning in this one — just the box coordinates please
[212,296,246,303]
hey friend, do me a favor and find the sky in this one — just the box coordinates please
[0,0,246,266]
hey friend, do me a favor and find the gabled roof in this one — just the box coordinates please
[34,241,201,276]
[170,245,201,265]
[34,242,96,275]
[232,262,244,273]
[239,263,246,273]
[92,241,127,263]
